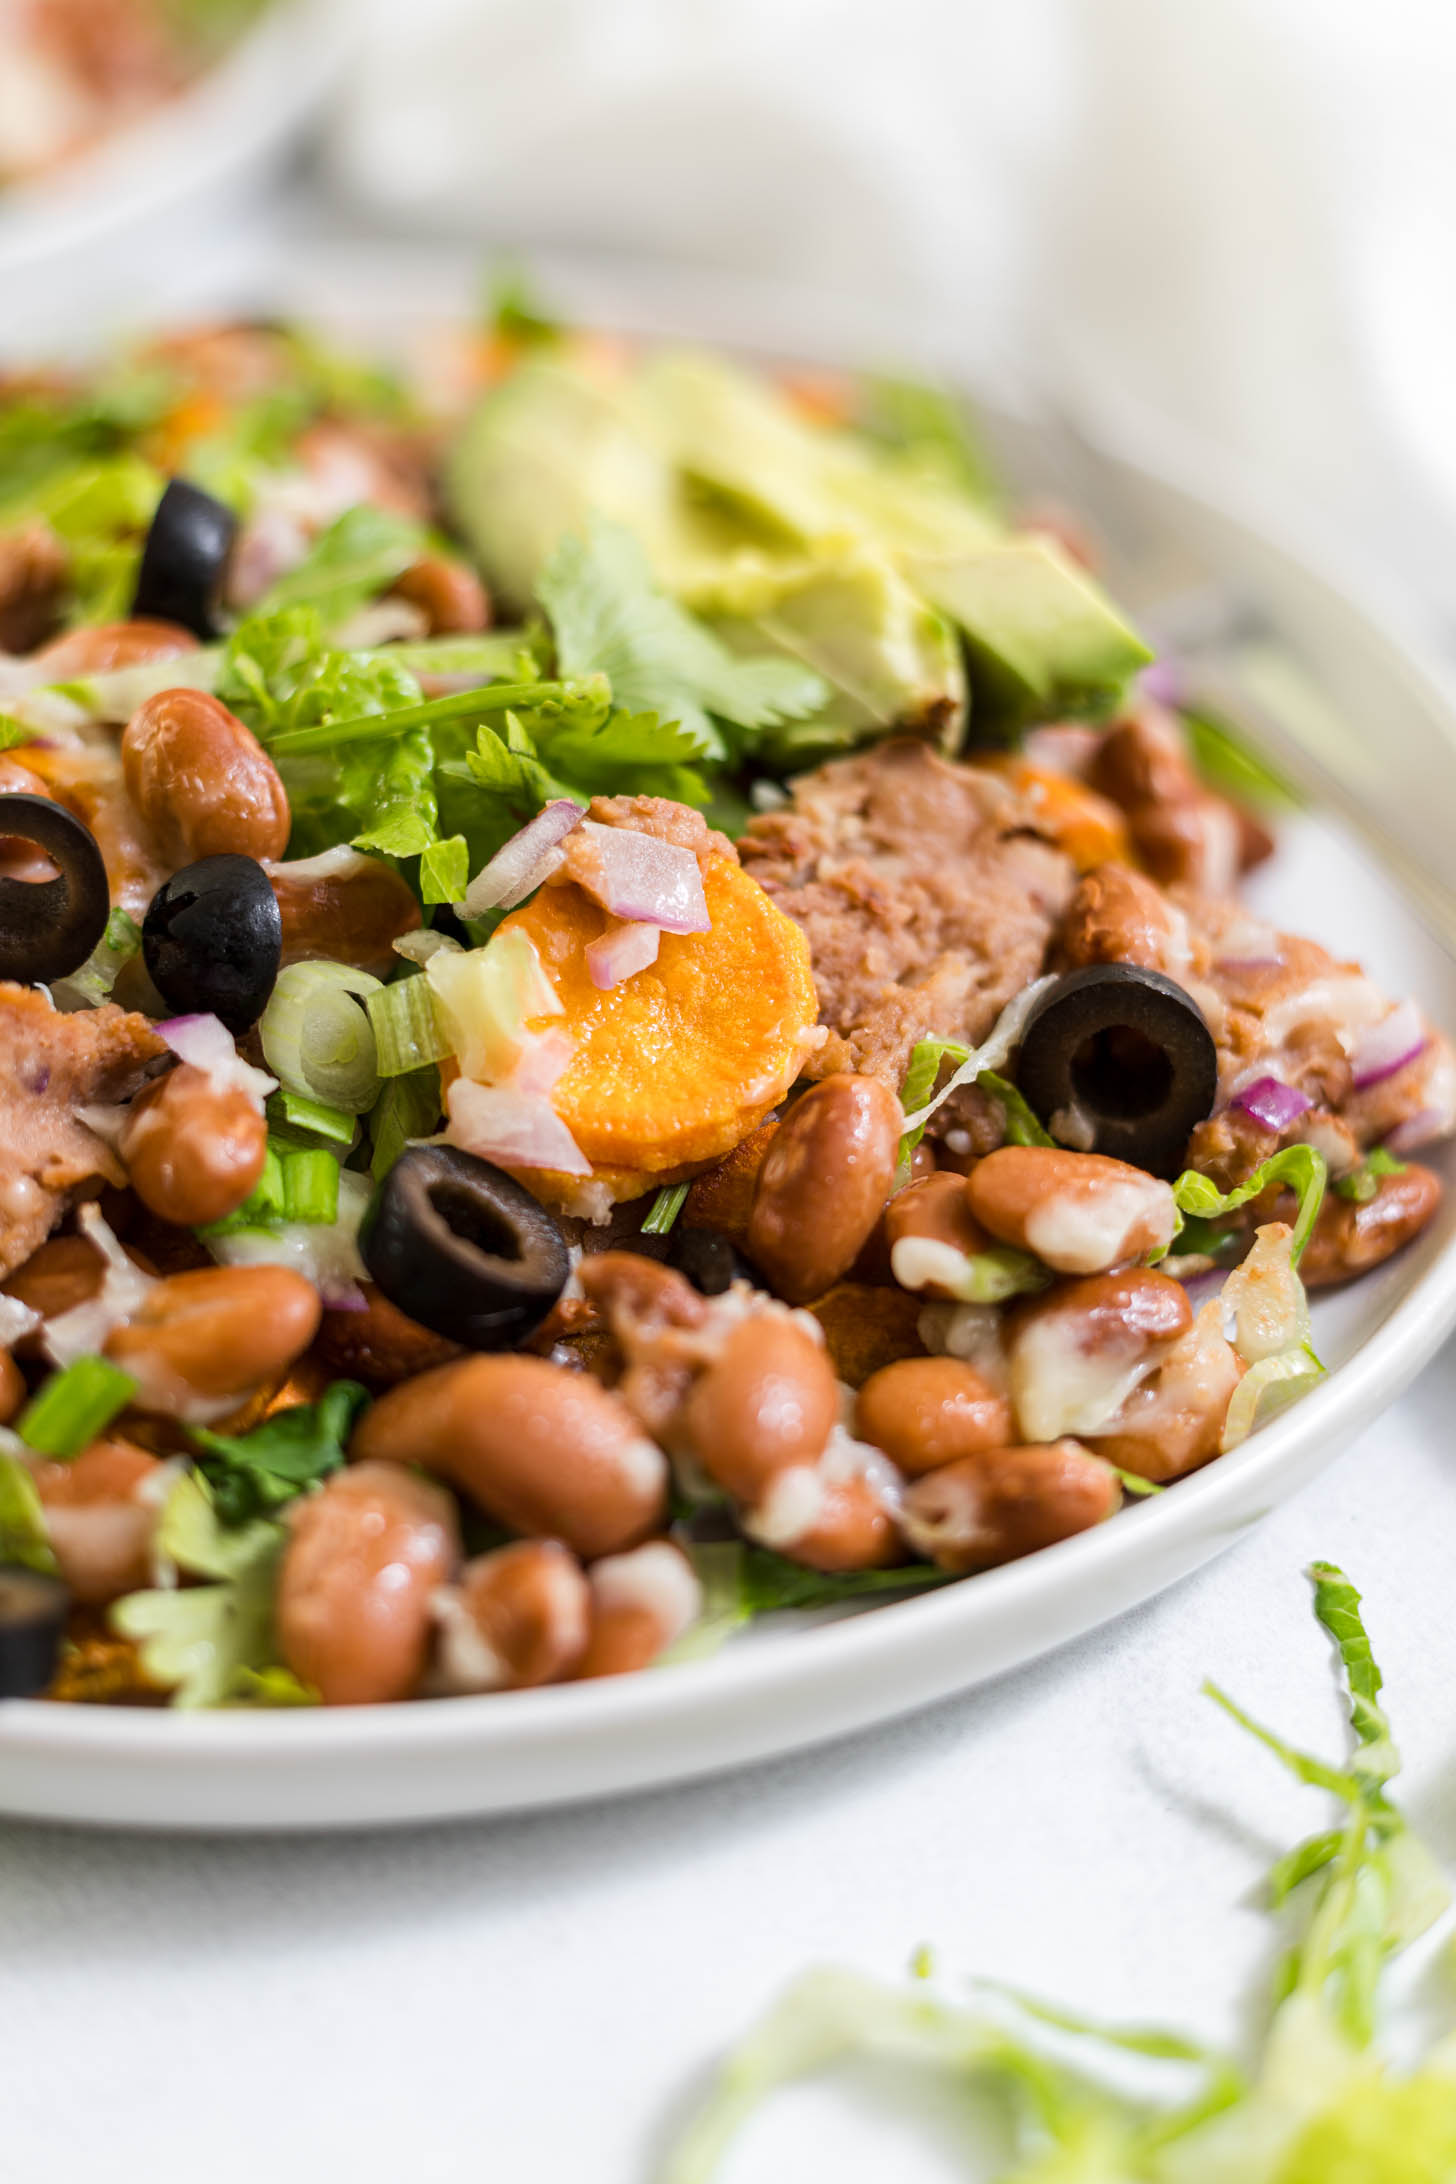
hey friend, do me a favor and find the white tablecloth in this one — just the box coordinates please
[5,1338,1454,2181]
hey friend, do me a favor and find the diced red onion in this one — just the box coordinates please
[1350,999,1426,1090]
[459,800,586,917]
[574,821,710,934]
[1230,1076,1311,1132]
[320,1283,369,1312]
[1139,659,1184,707]
[509,1029,575,1098]
[445,1076,590,1175]
[156,1013,276,1111]
[586,918,662,991]
[1382,1108,1445,1156]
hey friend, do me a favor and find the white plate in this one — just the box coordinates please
[2,268,1455,1830]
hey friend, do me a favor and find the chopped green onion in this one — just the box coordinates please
[53,906,141,1006]
[1110,1467,1164,1498]
[419,834,469,906]
[369,1066,442,1182]
[259,959,382,1113]
[365,973,451,1078]
[266,1089,357,1147]
[199,1142,340,1236]
[0,712,35,751]
[281,1149,340,1226]
[18,1356,139,1459]
[0,1449,60,1574]
[1334,1146,1407,1203]
[642,1183,690,1236]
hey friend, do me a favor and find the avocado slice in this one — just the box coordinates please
[910,535,1153,733]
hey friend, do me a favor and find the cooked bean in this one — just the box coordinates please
[277,1460,460,1706]
[747,1463,902,1573]
[390,555,490,635]
[314,1281,461,1388]
[883,1171,993,1297]
[0,1347,24,1423]
[576,1541,702,1678]
[578,1250,709,1338]
[681,1315,838,1502]
[1089,1301,1243,1482]
[122,688,289,866]
[271,855,421,979]
[1057,863,1192,979]
[434,1540,590,1693]
[747,1074,903,1303]
[105,1264,321,1417]
[34,619,197,678]
[900,1441,1121,1572]
[1128,792,1242,895]
[0,755,58,882]
[1,1231,157,1356]
[31,1439,163,1605]
[967,1147,1177,1275]
[0,520,67,653]
[1298,1163,1442,1288]
[351,1353,668,1560]
[855,1356,1012,1476]
[119,1063,267,1228]
[1007,1269,1192,1443]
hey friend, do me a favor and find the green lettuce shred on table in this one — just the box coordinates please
[662,1565,1456,2183]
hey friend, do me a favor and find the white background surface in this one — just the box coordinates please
[7,4,1456,2171]
[5,1352,1456,2180]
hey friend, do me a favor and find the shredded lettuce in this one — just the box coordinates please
[1171,1146,1327,1265]
[111,1472,284,1709]
[255,504,430,623]
[662,1565,1456,2184]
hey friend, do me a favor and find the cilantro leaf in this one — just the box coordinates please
[188,1380,370,1527]
[537,518,826,753]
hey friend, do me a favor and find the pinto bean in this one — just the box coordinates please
[105,1264,321,1416]
[0,520,67,653]
[744,1458,902,1573]
[121,687,289,865]
[351,1353,668,1560]
[1006,1269,1192,1444]
[576,1541,702,1678]
[680,1314,837,1503]
[747,1075,903,1303]
[882,1172,993,1298]
[899,1441,1121,1572]
[0,754,59,881]
[313,1281,460,1387]
[1128,792,1242,895]
[0,1347,24,1423]
[1088,1300,1243,1482]
[967,1147,1177,1275]
[119,1064,267,1228]
[1057,863,1193,979]
[1298,1162,1442,1288]
[271,856,422,980]
[277,1460,460,1706]
[34,619,197,678]
[31,1438,163,1605]
[855,1356,1012,1476]
[390,555,491,635]
[434,1540,591,1693]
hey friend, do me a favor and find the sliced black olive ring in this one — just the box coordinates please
[131,478,239,641]
[0,1566,69,1699]
[142,852,283,1034]
[1015,963,1218,1178]
[0,794,111,984]
[360,1144,571,1351]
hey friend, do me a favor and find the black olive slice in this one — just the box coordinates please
[360,1145,571,1351]
[0,1566,69,1699]
[131,478,239,640]
[0,794,110,984]
[1015,964,1218,1178]
[666,1226,752,1297]
[142,852,282,1034]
